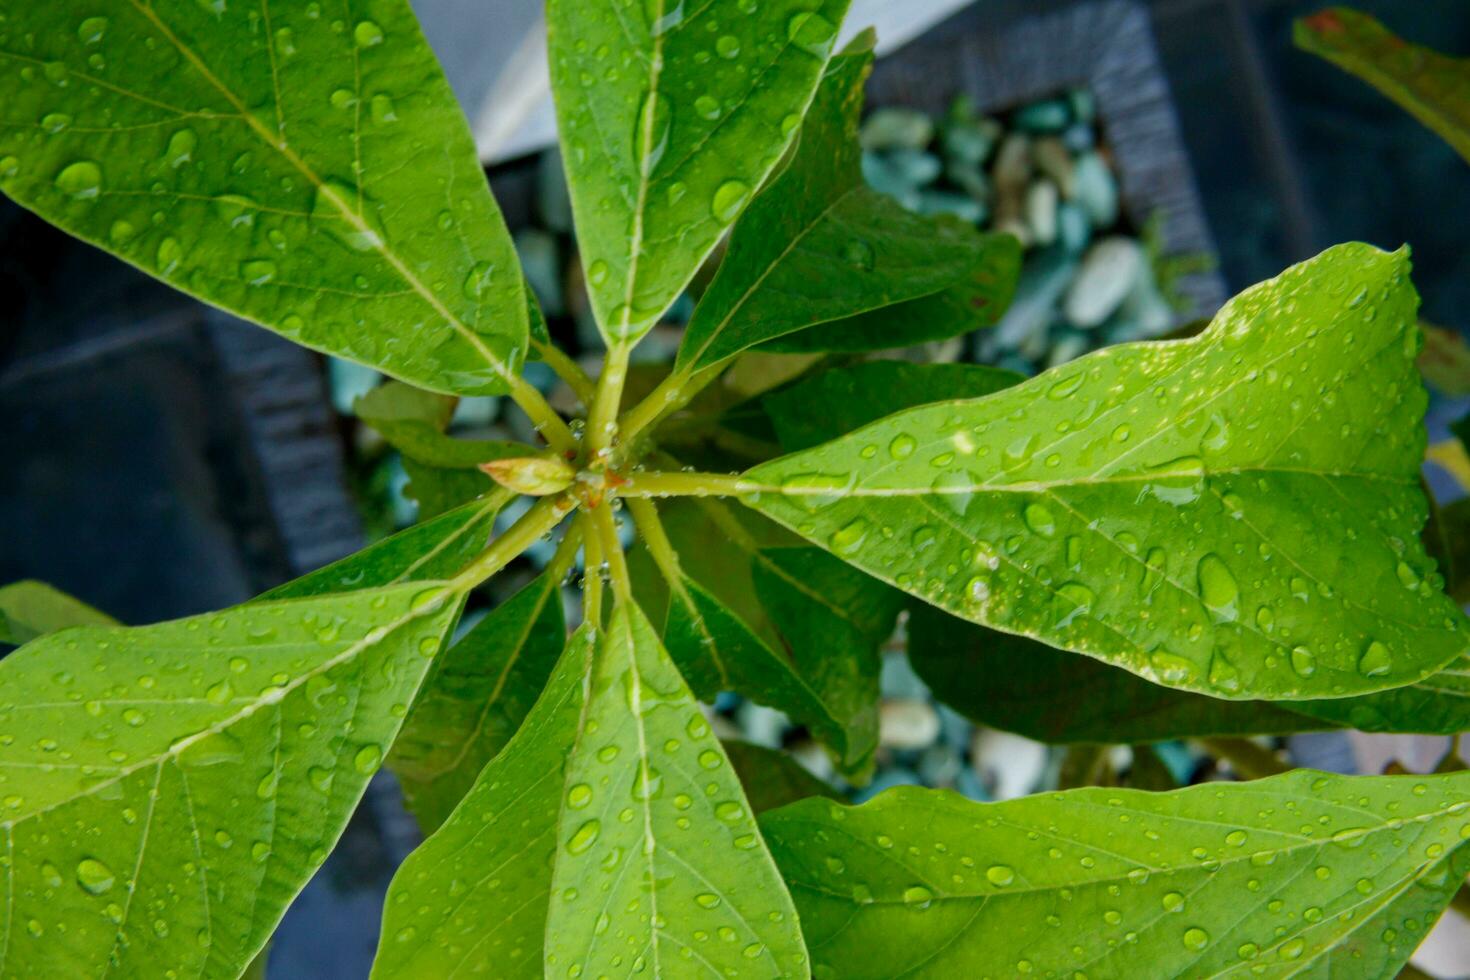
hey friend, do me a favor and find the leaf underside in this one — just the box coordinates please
[0,0,528,395]
[746,243,1470,701]
[0,584,459,977]
[0,580,117,646]
[762,770,1470,978]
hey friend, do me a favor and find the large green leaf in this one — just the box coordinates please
[372,625,595,979]
[907,601,1336,744]
[744,243,1470,700]
[543,602,806,978]
[389,570,567,832]
[764,361,1024,453]
[547,0,850,344]
[723,740,841,814]
[0,0,527,395]
[758,234,1022,355]
[762,770,1470,978]
[0,580,116,645]
[675,32,990,371]
[0,582,460,977]
[1297,8,1470,165]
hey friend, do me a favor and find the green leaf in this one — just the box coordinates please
[758,234,1022,355]
[1296,8,1470,165]
[745,243,1470,700]
[907,602,1336,744]
[0,0,529,395]
[389,570,567,832]
[355,381,528,469]
[548,0,851,344]
[764,361,1024,453]
[762,770,1470,978]
[0,582,461,977]
[0,580,116,645]
[402,458,499,521]
[1283,654,1470,735]
[723,739,841,814]
[544,602,806,977]
[634,498,901,774]
[372,625,596,979]
[676,33,991,371]
[262,498,500,599]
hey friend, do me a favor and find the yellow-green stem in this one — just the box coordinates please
[618,362,725,449]
[580,511,605,629]
[449,493,573,592]
[532,337,597,408]
[506,373,578,456]
[1198,737,1291,780]
[621,469,751,498]
[625,498,685,592]
[591,504,633,603]
[588,342,633,458]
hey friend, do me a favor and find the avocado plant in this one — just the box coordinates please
[0,1,1468,977]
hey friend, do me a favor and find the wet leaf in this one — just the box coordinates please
[354,381,528,469]
[544,603,806,978]
[1297,8,1470,164]
[390,570,567,832]
[906,602,1336,744]
[372,626,595,979]
[0,583,461,977]
[763,770,1470,978]
[1283,654,1470,735]
[759,234,1022,355]
[549,0,850,344]
[677,33,994,371]
[745,243,1469,700]
[0,0,528,395]
[0,580,116,645]
[402,459,499,521]
[765,361,1024,453]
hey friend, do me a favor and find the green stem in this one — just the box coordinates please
[449,493,574,592]
[580,512,605,630]
[545,518,584,584]
[618,362,725,450]
[588,342,632,458]
[590,503,633,603]
[532,337,597,408]
[506,372,579,456]
[625,497,686,590]
[1198,737,1290,780]
[620,469,752,498]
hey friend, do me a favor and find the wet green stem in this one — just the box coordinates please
[591,504,633,603]
[533,337,597,408]
[449,493,574,592]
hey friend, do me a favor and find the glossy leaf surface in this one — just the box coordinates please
[907,602,1335,744]
[544,603,805,978]
[746,243,1469,699]
[0,580,116,645]
[1297,8,1470,164]
[548,0,850,344]
[759,234,1022,355]
[676,33,989,370]
[764,361,1024,453]
[763,770,1470,978]
[1284,654,1470,735]
[372,626,595,979]
[0,583,460,977]
[390,570,567,832]
[0,0,529,394]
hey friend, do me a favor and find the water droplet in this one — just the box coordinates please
[843,239,875,271]
[634,92,671,176]
[711,180,750,223]
[241,259,276,285]
[1162,892,1185,912]
[568,783,592,809]
[901,885,933,908]
[54,161,102,200]
[1395,561,1420,589]
[698,749,723,770]
[165,129,197,168]
[370,94,397,124]
[830,517,869,556]
[307,766,334,792]
[41,112,72,134]
[1290,645,1316,677]
[1023,502,1056,537]
[463,261,495,300]
[715,35,741,58]
[73,858,112,899]
[985,865,1014,886]
[787,12,836,56]
[1196,554,1238,621]
[1358,640,1392,677]
[588,260,609,286]
[354,20,384,47]
[567,819,600,855]
[109,220,136,245]
[79,16,109,44]
[696,893,721,909]
[1182,927,1209,951]
[694,95,721,121]
[889,433,917,459]
[353,744,381,774]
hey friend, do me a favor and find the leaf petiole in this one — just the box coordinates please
[617,362,726,450]
[620,469,752,498]
[590,504,634,603]
[533,337,597,408]
[448,493,576,593]
[505,373,580,456]
[587,342,633,458]
[581,512,605,628]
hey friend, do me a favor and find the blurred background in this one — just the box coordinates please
[3,0,1469,975]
